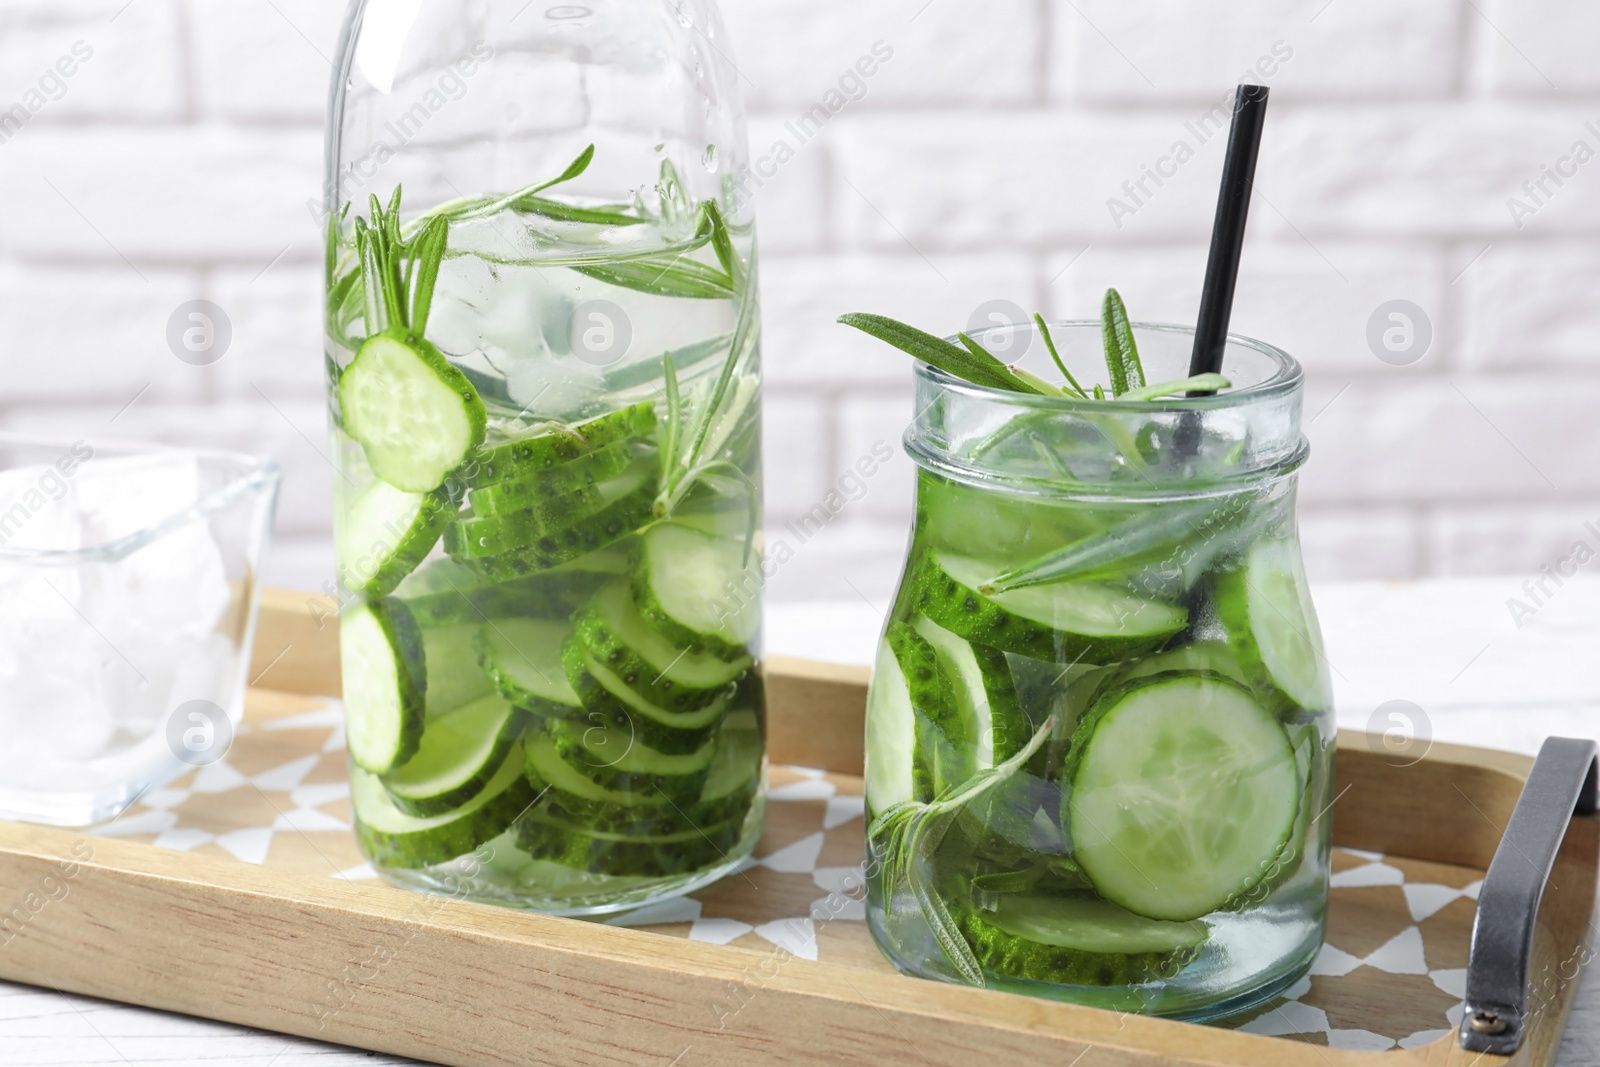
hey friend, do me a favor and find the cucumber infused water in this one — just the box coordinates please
[326,0,766,910]
[850,304,1333,1018]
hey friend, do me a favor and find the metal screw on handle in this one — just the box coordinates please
[1458,736,1600,1055]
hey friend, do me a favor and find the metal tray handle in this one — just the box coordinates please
[1459,736,1599,1054]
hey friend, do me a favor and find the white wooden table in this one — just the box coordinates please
[5,576,1599,1066]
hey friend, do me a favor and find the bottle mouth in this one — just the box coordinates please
[904,322,1308,501]
[922,320,1303,413]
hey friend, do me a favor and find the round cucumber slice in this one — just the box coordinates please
[561,638,728,755]
[1215,538,1332,713]
[461,485,653,581]
[475,618,581,714]
[632,523,760,660]
[576,581,748,712]
[381,693,525,817]
[915,551,1186,664]
[341,598,426,774]
[515,810,746,877]
[887,620,972,802]
[464,441,637,517]
[959,895,1207,986]
[542,717,714,804]
[352,743,533,869]
[446,458,656,561]
[1066,672,1299,921]
[865,634,918,812]
[340,332,487,493]
[336,480,453,598]
[912,616,1030,771]
[420,622,495,716]
[529,712,761,833]
[456,401,657,488]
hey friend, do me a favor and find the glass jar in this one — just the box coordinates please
[863,321,1333,1020]
[324,0,765,914]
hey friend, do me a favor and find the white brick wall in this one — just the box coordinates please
[0,0,1593,598]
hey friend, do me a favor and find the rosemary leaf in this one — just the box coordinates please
[571,256,735,300]
[1101,287,1144,395]
[514,198,646,226]
[407,215,450,338]
[839,314,1045,395]
[1035,314,1087,398]
[705,201,743,290]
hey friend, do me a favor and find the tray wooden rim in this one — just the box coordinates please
[0,590,1591,1067]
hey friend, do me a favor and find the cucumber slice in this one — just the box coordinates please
[1117,642,1248,688]
[340,332,487,492]
[632,523,760,660]
[446,483,605,559]
[352,743,533,869]
[382,693,525,817]
[576,581,748,712]
[461,484,654,581]
[341,599,426,774]
[516,810,746,877]
[475,618,581,714]
[1216,538,1332,713]
[336,481,453,598]
[865,635,918,811]
[543,717,714,804]
[886,620,972,801]
[1065,672,1299,921]
[420,622,495,716]
[959,895,1206,986]
[465,441,638,517]
[446,458,656,561]
[562,638,728,754]
[395,557,606,626]
[912,616,1030,770]
[458,401,657,488]
[915,552,1186,663]
[530,713,761,833]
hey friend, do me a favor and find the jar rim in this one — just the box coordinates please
[924,320,1302,411]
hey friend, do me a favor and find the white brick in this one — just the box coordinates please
[1299,377,1600,505]
[1476,0,1600,96]
[213,263,326,400]
[0,0,183,124]
[831,110,1230,248]
[0,127,323,261]
[0,263,204,402]
[764,518,908,607]
[263,534,335,594]
[1053,0,1460,102]
[0,401,335,537]
[762,395,832,522]
[1264,105,1600,238]
[1045,241,1449,376]
[191,0,346,121]
[1424,503,1600,576]
[746,115,830,253]
[1298,507,1419,582]
[762,254,1039,387]
[835,392,916,524]
[1461,242,1600,370]
[720,0,1037,111]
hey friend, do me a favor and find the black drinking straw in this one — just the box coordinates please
[1188,84,1271,381]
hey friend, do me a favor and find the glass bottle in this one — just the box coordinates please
[864,321,1332,1019]
[324,0,765,914]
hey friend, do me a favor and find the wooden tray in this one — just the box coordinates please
[0,591,1594,1067]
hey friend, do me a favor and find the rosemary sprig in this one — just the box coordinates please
[840,293,1228,402]
[868,717,1056,988]
[351,188,451,341]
